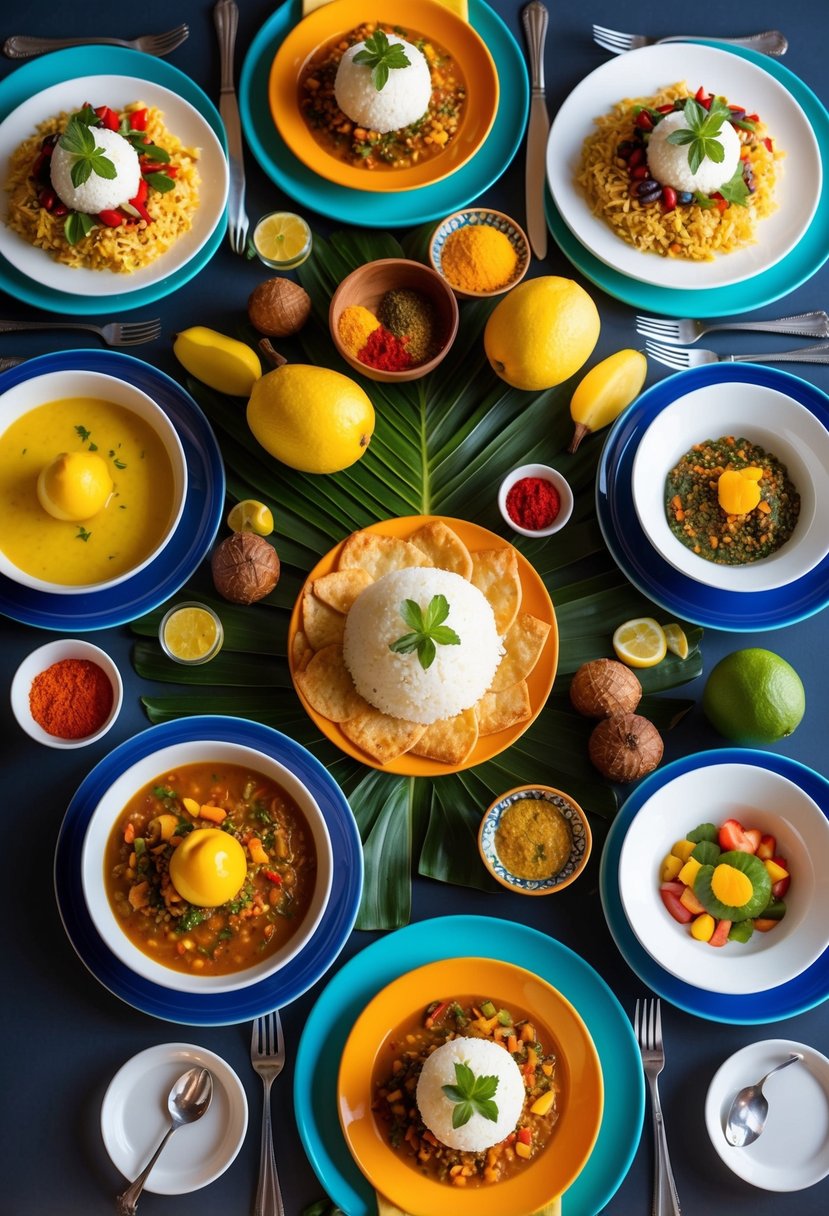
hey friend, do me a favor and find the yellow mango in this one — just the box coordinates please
[515,1141,531,1160]
[765,858,789,883]
[173,326,262,396]
[717,468,763,515]
[671,839,696,863]
[678,857,702,888]
[530,1090,556,1116]
[691,913,716,942]
[661,853,683,882]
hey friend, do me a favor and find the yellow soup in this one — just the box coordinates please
[495,798,573,880]
[0,396,176,585]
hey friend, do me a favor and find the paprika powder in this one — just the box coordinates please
[506,476,561,531]
[29,658,113,739]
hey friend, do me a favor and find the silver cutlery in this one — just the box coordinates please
[725,1051,803,1148]
[3,24,189,59]
[635,998,681,1216]
[592,24,788,57]
[636,310,829,345]
[646,338,829,369]
[251,1011,286,1216]
[522,1,550,260]
[0,318,161,346]
[214,0,250,256]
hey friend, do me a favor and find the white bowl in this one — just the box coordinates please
[0,368,187,594]
[81,739,333,994]
[10,638,122,749]
[618,762,829,995]
[498,463,574,538]
[631,379,829,592]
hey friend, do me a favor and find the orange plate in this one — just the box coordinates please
[338,957,604,1216]
[287,515,558,777]
[269,0,499,193]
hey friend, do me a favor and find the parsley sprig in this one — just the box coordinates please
[389,594,460,670]
[665,96,749,207]
[353,29,411,92]
[441,1061,500,1129]
[58,116,117,189]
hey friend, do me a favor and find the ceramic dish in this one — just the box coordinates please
[287,515,558,776]
[240,0,528,227]
[54,717,362,1025]
[547,44,821,292]
[478,785,591,895]
[338,957,603,1216]
[101,1042,248,1193]
[10,638,122,748]
[497,463,574,538]
[295,915,644,1216]
[704,1039,829,1190]
[600,749,829,1024]
[429,208,530,298]
[0,350,224,631]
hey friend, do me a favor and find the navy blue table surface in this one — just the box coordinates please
[1,1,828,1213]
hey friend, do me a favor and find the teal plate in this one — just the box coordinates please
[0,47,227,315]
[240,0,529,228]
[294,915,644,1216]
[545,43,829,317]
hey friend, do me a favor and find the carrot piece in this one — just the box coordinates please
[199,804,227,823]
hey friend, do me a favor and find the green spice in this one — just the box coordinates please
[378,288,440,364]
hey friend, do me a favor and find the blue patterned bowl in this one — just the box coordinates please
[479,784,592,895]
[429,208,530,299]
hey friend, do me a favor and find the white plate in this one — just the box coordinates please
[100,1043,248,1194]
[0,75,228,295]
[546,44,821,291]
[705,1039,829,1190]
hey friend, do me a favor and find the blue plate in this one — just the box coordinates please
[294,915,644,1216]
[53,717,363,1026]
[596,363,829,631]
[600,750,829,1024]
[545,43,829,317]
[240,0,528,228]
[0,350,225,630]
[0,47,226,314]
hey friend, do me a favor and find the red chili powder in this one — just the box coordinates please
[506,476,561,531]
[29,658,114,739]
[358,324,412,371]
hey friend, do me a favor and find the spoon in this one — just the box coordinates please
[116,1066,213,1214]
[724,1051,803,1147]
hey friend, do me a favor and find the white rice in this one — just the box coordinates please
[50,126,141,214]
[416,1037,525,1152]
[334,35,431,134]
[342,568,503,725]
[647,109,740,193]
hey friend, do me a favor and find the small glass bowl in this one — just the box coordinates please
[498,463,574,538]
[252,211,313,270]
[10,639,123,749]
[159,601,224,665]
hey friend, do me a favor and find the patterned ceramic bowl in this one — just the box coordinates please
[478,784,592,895]
[429,208,530,299]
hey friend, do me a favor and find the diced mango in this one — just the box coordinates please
[711,863,753,908]
[515,1141,531,1160]
[530,1090,556,1116]
[691,913,716,942]
[678,857,702,887]
[764,859,789,884]
[182,797,201,817]
[661,853,683,882]
[671,839,696,863]
[679,886,705,915]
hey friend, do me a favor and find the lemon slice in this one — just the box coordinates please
[663,623,689,660]
[612,617,667,668]
[253,212,312,269]
[227,499,274,537]
[161,604,223,664]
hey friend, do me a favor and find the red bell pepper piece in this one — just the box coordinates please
[94,105,120,131]
[262,869,282,884]
[517,1128,532,1145]
[129,107,148,131]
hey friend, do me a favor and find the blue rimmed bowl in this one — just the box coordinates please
[479,784,592,895]
[429,208,530,299]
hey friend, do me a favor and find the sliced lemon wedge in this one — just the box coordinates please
[612,617,667,668]
[663,623,690,660]
[227,499,275,537]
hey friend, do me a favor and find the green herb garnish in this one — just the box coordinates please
[143,171,175,194]
[389,594,460,670]
[717,162,750,207]
[75,425,92,443]
[58,115,117,188]
[353,29,411,92]
[64,211,96,246]
[76,526,91,542]
[666,96,734,174]
[441,1061,500,1129]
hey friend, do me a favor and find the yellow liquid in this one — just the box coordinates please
[163,606,221,661]
[0,397,176,585]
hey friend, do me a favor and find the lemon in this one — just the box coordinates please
[36,451,113,521]
[613,617,668,668]
[173,326,262,396]
[161,604,223,663]
[663,623,689,660]
[483,276,600,390]
[703,648,805,744]
[247,364,375,474]
[253,212,312,269]
[227,499,274,536]
[169,828,247,906]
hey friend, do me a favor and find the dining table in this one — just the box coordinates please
[1,0,828,1213]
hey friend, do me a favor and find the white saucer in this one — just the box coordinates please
[705,1038,829,1191]
[101,1043,248,1194]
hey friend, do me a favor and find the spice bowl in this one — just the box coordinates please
[10,638,123,749]
[479,784,592,895]
[329,257,459,383]
[498,463,574,538]
[429,208,530,299]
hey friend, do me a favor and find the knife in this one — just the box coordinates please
[214,0,249,254]
[522,1,550,260]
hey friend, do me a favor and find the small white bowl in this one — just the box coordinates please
[10,638,122,749]
[631,379,829,592]
[498,463,574,538]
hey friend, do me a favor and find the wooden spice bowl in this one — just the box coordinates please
[429,208,531,299]
[328,258,459,383]
[10,638,123,750]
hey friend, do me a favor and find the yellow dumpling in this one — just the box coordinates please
[169,828,247,907]
[37,451,113,521]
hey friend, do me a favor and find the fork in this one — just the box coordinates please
[3,24,189,59]
[635,998,681,1216]
[646,339,829,369]
[592,24,788,57]
[637,311,829,346]
[250,1012,286,1216]
[0,318,161,346]
[215,0,250,256]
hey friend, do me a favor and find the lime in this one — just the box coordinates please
[612,617,667,668]
[253,212,312,269]
[160,602,223,665]
[703,648,805,744]
[663,623,689,660]
[227,499,274,537]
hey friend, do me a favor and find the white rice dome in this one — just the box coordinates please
[416,1037,525,1152]
[334,35,431,135]
[50,126,141,214]
[342,567,503,725]
[647,109,741,193]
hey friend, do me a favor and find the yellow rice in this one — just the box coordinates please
[5,102,200,273]
[575,82,782,261]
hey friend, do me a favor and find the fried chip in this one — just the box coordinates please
[295,645,369,722]
[489,613,551,692]
[476,681,532,736]
[340,709,426,765]
[338,530,432,580]
[410,707,479,765]
[302,589,345,650]
[313,568,373,613]
[408,520,473,580]
[470,547,521,634]
[291,630,314,673]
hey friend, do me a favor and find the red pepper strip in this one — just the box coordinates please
[160,164,178,178]
[132,177,149,205]
[94,105,119,131]
[424,999,451,1029]
[140,157,167,172]
[517,1128,532,1145]
[129,197,153,224]
[656,103,675,113]
[746,113,760,122]
[129,107,148,131]
[97,209,124,227]
[694,85,708,103]
[763,136,774,153]
[262,869,282,884]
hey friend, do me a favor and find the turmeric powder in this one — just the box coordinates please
[440,222,519,293]
[337,304,380,356]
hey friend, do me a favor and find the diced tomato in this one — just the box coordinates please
[94,105,119,131]
[129,107,148,131]
[517,1128,532,1145]
[709,919,733,947]
[660,882,694,924]
[744,828,762,853]
[718,819,756,853]
[756,834,776,861]
[771,856,791,898]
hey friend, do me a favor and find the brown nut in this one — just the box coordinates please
[248,277,312,337]
[570,658,642,718]
[211,532,280,604]
[588,713,663,783]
